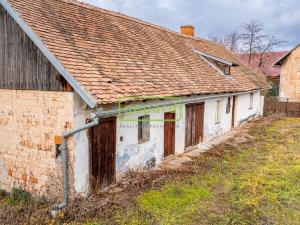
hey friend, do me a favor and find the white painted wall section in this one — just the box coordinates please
[72,91,262,195]
[73,93,92,197]
[203,97,233,142]
[235,91,261,126]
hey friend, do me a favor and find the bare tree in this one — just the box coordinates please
[257,35,284,68]
[208,20,283,67]
[208,33,224,44]
[208,31,240,53]
[240,20,267,64]
[223,31,240,52]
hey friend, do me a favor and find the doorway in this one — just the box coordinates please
[90,117,116,189]
[164,112,176,157]
[185,103,204,148]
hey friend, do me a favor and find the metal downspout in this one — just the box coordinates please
[52,117,99,212]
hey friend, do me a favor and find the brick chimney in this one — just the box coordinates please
[180,25,195,37]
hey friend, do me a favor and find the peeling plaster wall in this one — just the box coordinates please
[116,104,184,176]
[235,91,261,126]
[114,93,261,174]
[71,92,262,195]
[116,115,164,175]
[115,102,187,177]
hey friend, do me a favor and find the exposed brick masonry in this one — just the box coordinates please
[0,90,75,198]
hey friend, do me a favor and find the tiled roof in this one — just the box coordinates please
[6,0,266,105]
[237,52,287,79]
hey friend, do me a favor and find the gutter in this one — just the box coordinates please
[52,90,260,213]
[95,90,259,117]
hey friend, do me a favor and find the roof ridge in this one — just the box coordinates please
[58,0,223,47]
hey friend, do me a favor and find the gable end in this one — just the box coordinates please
[0,0,96,108]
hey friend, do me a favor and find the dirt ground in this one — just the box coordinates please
[1,115,299,225]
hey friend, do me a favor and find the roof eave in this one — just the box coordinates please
[0,0,97,108]
[273,44,300,66]
[273,54,289,66]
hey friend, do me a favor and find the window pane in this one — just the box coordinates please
[226,97,231,113]
[224,65,230,75]
[249,93,253,109]
[138,115,150,144]
[215,100,222,123]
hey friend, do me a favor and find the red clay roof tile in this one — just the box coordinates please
[7,0,266,105]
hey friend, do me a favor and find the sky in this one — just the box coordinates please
[84,0,299,51]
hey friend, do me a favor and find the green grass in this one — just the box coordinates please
[116,118,300,225]
[0,188,7,198]
[0,187,30,206]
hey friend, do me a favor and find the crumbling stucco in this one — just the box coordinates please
[0,89,75,198]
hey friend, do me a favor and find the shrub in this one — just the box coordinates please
[9,187,30,204]
[0,188,7,198]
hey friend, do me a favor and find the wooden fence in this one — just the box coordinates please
[264,97,300,117]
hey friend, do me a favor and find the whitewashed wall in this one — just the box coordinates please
[116,103,184,177]
[73,93,91,196]
[235,91,261,126]
[203,96,232,142]
[73,91,261,196]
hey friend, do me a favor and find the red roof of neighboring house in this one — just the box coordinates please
[3,0,266,106]
[237,51,287,79]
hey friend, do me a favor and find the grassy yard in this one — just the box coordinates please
[114,117,300,225]
[1,117,300,225]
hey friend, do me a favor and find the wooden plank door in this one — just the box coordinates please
[90,117,116,189]
[164,112,176,157]
[185,103,204,148]
[194,103,204,144]
[185,105,194,148]
[232,96,236,128]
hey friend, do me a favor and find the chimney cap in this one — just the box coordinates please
[180,25,195,37]
[180,25,194,28]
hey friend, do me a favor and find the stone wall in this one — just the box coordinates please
[0,89,75,198]
[280,46,300,100]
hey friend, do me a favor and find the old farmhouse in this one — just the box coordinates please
[0,0,266,202]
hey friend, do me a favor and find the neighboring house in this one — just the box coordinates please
[0,0,265,201]
[274,44,300,102]
[238,51,287,96]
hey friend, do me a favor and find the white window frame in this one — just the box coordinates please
[215,100,222,124]
[249,93,254,109]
